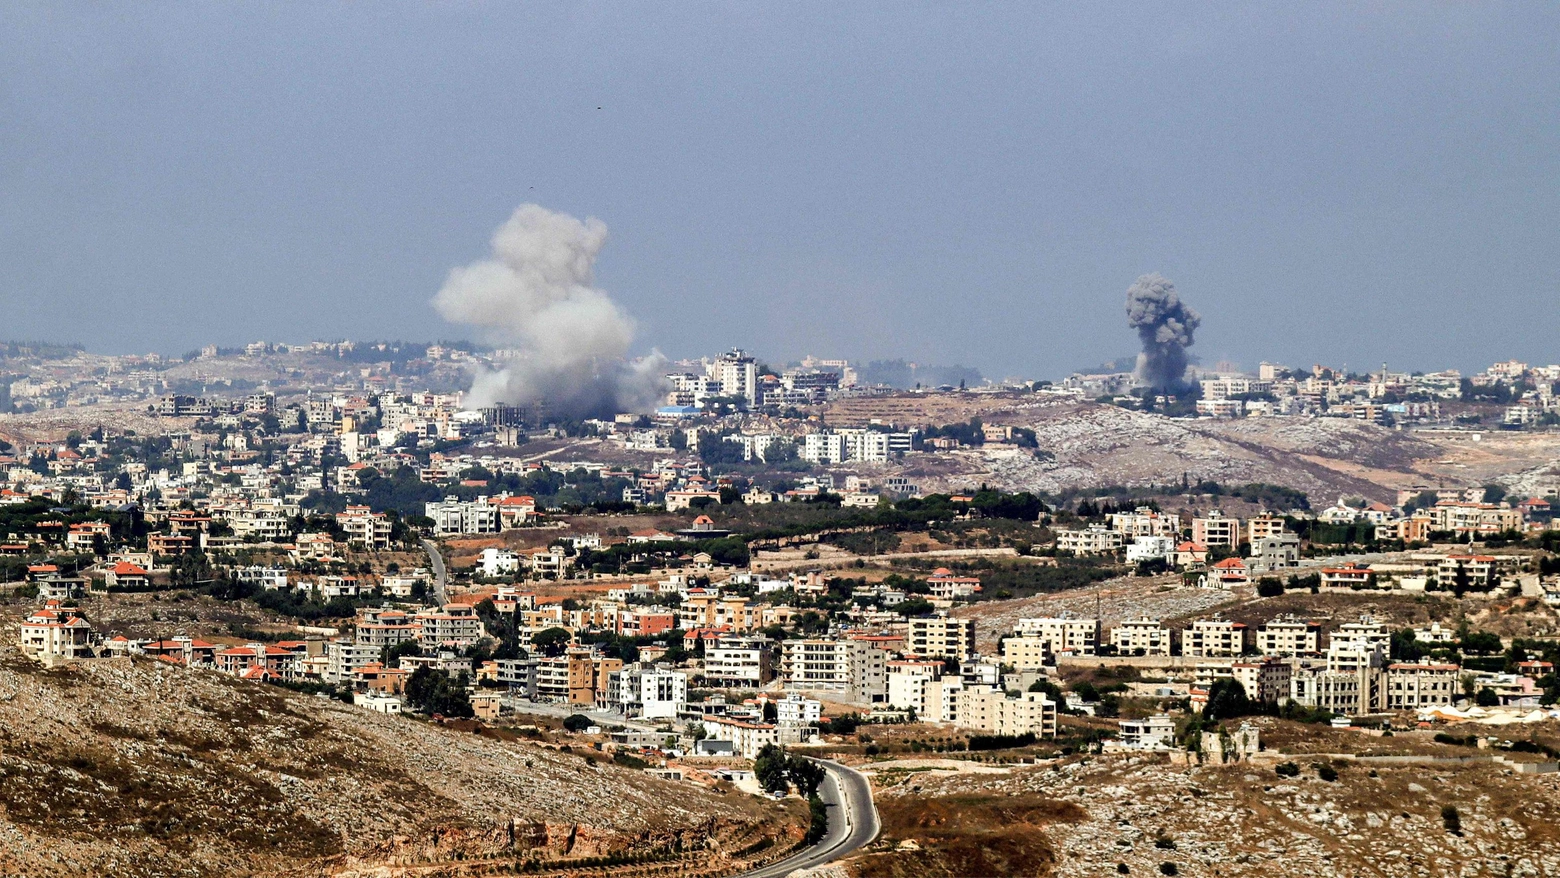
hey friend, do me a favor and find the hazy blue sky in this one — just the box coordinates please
[2,4,1557,379]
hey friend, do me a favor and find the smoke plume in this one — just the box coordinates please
[1125,272,1200,391]
[432,204,666,418]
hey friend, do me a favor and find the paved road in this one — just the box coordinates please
[421,538,449,605]
[735,758,879,878]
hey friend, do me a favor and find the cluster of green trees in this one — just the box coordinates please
[753,745,827,796]
[404,665,474,718]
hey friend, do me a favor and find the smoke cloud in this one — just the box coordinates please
[432,204,666,419]
[1125,272,1200,391]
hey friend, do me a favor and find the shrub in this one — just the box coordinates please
[1275,762,1300,777]
[562,714,593,733]
[1316,764,1338,782]
[1159,864,1178,876]
[1442,805,1461,833]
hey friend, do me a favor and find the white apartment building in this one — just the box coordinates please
[775,693,823,724]
[424,497,499,535]
[478,548,521,578]
[1126,535,1177,563]
[1013,616,1100,655]
[1110,616,1172,656]
[1255,617,1321,656]
[956,687,1057,738]
[324,640,382,684]
[414,604,486,650]
[703,637,773,686]
[1182,618,1247,657]
[907,615,977,661]
[1109,508,1180,538]
[612,667,688,720]
[781,639,888,704]
[1055,526,1125,556]
[887,661,964,724]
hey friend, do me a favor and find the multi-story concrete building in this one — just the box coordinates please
[956,687,1057,738]
[1110,616,1172,656]
[1013,615,1100,656]
[781,639,888,704]
[610,666,687,720]
[1182,618,1247,657]
[999,635,1056,671]
[1255,617,1321,656]
[1191,511,1241,550]
[702,637,773,686]
[1385,663,1460,710]
[415,604,486,650]
[1055,526,1125,556]
[907,615,977,661]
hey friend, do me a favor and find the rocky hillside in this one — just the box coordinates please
[0,651,797,878]
[850,724,1560,878]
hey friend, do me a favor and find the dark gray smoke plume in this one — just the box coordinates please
[1125,272,1200,391]
[432,204,666,419]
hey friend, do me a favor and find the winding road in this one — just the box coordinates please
[420,537,449,605]
[736,758,879,878]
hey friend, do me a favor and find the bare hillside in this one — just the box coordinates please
[0,652,795,878]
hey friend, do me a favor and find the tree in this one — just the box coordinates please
[562,713,593,733]
[1255,577,1284,598]
[532,627,572,657]
[754,744,790,793]
[1475,687,1500,707]
[1202,678,1254,721]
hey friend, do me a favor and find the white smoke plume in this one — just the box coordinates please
[432,204,667,419]
[1125,272,1200,392]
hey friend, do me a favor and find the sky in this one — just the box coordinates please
[2,3,1558,380]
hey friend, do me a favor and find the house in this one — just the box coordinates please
[1116,714,1175,751]
[925,568,982,601]
[1255,617,1321,656]
[1320,562,1375,590]
[1174,541,1208,568]
[1055,526,1125,556]
[1207,557,1249,588]
[64,521,112,552]
[104,561,150,589]
[18,601,93,661]
[336,506,393,550]
[215,642,302,678]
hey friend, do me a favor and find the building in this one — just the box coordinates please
[775,693,822,724]
[1110,617,1172,656]
[1191,512,1241,550]
[1117,714,1176,750]
[702,637,773,686]
[1109,508,1180,538]
[612,666,688,720]
[1126,535,1177,564]
[1207,557,1250,588]
[956,686,1057,738]
[887,661,963,724]
[1228,658,1292,704]
[424,497,499,535]
[18,602,93,661]
[1013,616,1100,656]
[1255,617,1321,656]
[1320,562,1375,589]
[1055,526,1125,556]
[336,506,392,550]
[1247,533,1300,572]
[701,716,808,760]
[999,635,1056,671]
[414,604,486,650]
[1182,618,1247,657]
[906,615,977,661]
[1385,663,1459,710]
[781,639,888,704]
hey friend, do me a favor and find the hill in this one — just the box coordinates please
[0,650,798,877]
